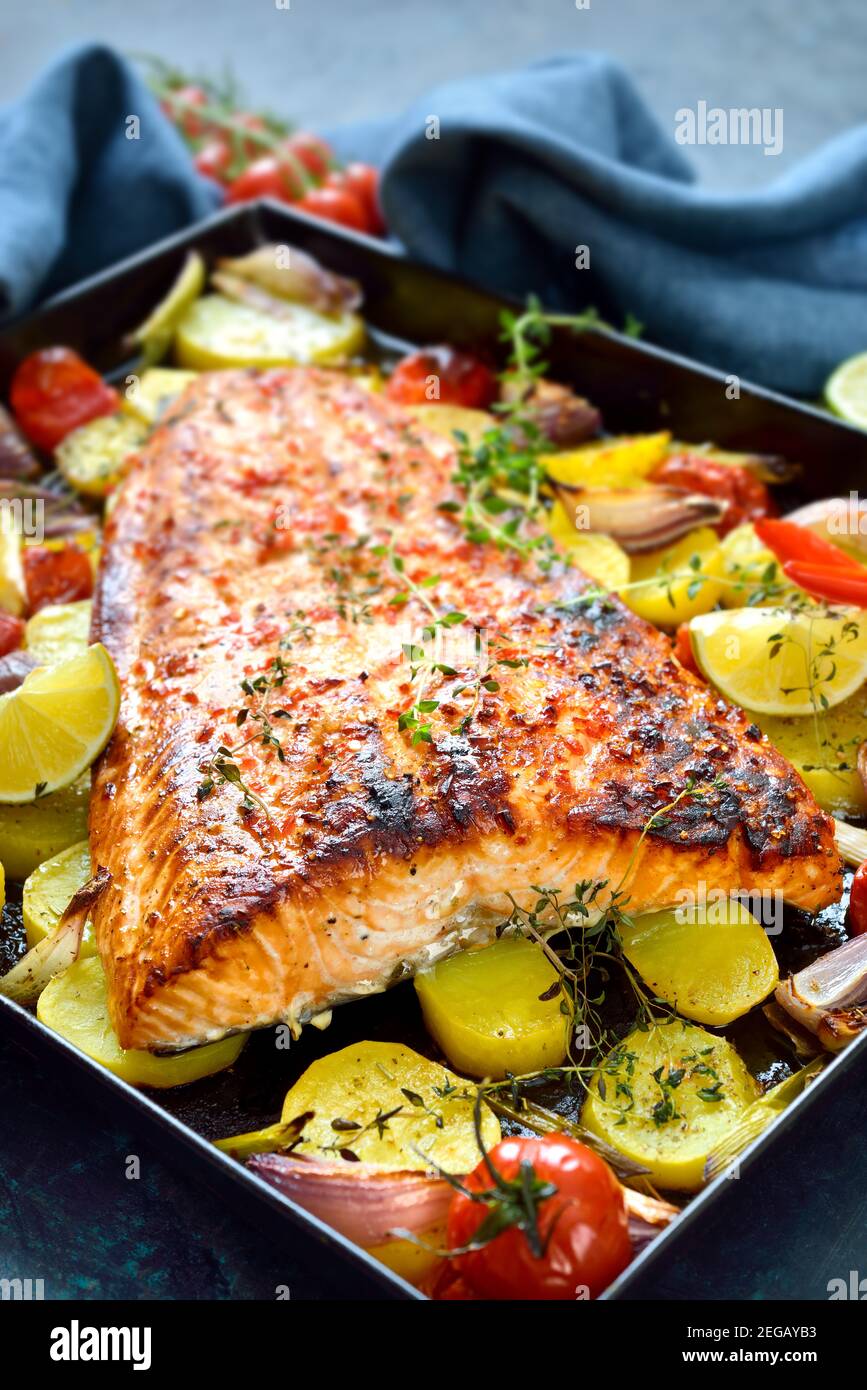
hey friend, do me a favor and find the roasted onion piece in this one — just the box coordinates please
[501,376,601,447]
[0,405,40,479]
[775,933,867,1051]
[247,1154,452,1247]
[548,483,725,554]
[785,496,867,561]
[216,245,362,313]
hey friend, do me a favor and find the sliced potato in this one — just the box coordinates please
[280,1040,500,1173]
[754,686,867,818]
[37,956,247,1087]
[404,403,495,448]
[546,501,631,589]
[23,839,94,956]
[0,774,89,880]
[56,413,147,498]
[0,525,25,615]
[546,432,671,491]
[0,859,5,914]
[130,249,207,365]
[25,599,92,665]
[582,1021,758,1192]
[174,293,364,370]
[619,903,778,1027]
[122,367,199,425]
[621,525,724,629]
[415,937,569,1080]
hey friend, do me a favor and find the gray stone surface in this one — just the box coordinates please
[1,0,865,189]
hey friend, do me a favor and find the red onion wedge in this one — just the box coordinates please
[775,933,867,1051]
[548,483,725,554]
[0,867,109,1003]
[216,245,362,314]
[247,1154,452,1247]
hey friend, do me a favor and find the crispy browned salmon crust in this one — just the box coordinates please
[90,369,841,1048]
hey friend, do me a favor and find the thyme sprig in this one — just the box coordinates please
[196,651,293,814]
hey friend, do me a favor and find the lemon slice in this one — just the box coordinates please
[131,250,207,365]
[0,644,120,803]
[690,607,867,715]
[174,293,365,370]
[825,351,867,431]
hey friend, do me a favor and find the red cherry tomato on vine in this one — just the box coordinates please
[161,85,210,138]
[194,137,232,184]
[340,163,385,234]
[10,348,119,453]
[0,612,24,658]
[284,131,333,180]
[22,544,93,614]
[386,345,497,409]
[296,184,369,231]
[446,1135,631,1301]
[848,862,867,936]
[225,156,305,205]
[233,112,268,160]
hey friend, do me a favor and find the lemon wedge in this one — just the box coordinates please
[0,644,120,803]
[825,351,867,431]
[690,607,867,715]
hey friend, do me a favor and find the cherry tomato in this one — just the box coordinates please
[295,185,369,231]
[651,454,775,536]
[674,622,701,676]
[0,612,24,658]
[22,544,93,614]
[447,1136,631,1301]
[194,137,233,184]
[848,863,867,936]
[161,85,210,138]
[284,132,333,180]
[233,112,268,160]
[386,346,497,409]
[10,348,119,454]
[225,156,305,205]
[338,164,385,235]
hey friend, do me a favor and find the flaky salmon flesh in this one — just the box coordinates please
[89,369,841,1050]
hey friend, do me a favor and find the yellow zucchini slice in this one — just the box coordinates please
[280,1040,499,1173]
[619,903,778,1027]
[23,839,95,956]
[55,413,147,498]
[621,525,724,629]
[582,1021,758,1192]
[25,599,92,665]
[37,956,247,1087]
[415,936,569,1079]
[0,774,89,880]
[174,293,364,370]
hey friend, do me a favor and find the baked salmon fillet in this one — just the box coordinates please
[89,368,841,1049]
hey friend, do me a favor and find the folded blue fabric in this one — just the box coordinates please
[3,43,867,398]
[0,45,220,318]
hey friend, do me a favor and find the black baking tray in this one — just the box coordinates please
[1,200,867,1302]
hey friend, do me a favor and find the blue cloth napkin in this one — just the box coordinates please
[3,43,867,397]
